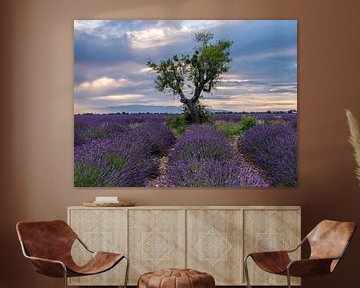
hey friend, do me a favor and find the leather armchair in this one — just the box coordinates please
[244,220,356,288]
[16,220,129,288]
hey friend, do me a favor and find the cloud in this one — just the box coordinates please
[204,93,297,112]
[127,28,177,49]
[74,20,107,33]
[268,87,297,94]
[140,67,153,73]
[74,33,133,64]
[219,79,250,85]
[74,20,297,113]
[94,94,144,102]
[75,77,134,92]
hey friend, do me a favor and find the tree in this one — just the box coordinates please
[147,32,232,123]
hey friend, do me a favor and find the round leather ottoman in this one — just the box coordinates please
[138,268,215,288]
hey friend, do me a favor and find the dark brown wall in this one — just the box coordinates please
[1,0,360,287]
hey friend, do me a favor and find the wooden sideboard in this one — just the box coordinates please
[67,206,301,286]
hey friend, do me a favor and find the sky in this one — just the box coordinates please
[74,20,297,114]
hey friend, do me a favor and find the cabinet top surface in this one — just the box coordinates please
[68,205,301,210]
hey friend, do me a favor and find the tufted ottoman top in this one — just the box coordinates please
[138,268,215,288]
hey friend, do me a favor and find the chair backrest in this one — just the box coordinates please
[16,220,77,261]
[307,220,356,261]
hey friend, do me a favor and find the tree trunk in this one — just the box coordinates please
[187,102,200,124]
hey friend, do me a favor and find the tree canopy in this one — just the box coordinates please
[146,32,232,123]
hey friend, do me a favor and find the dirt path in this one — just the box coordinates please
[228,136,247,162]
[147,154,171,187]
[228,136,271,186]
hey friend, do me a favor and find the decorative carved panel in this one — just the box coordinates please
[243,209,301,285]
[187,209,242,285]
[128,209,186,284]
[68,208,127,285]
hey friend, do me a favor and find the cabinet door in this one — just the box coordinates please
[128,209,186,284]
[68,208,127,286]
[243,209,301,286]
[187,209,243,285]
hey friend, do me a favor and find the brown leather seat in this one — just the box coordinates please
[138,268,215,288]
[244,220,356,288]
[16,220,129,288]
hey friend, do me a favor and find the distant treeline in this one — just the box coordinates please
[75,110,297,116]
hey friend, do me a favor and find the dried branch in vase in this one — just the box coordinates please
[345,109,360,186]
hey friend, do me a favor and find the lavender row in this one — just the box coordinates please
[74,113,296,147]
[74,114,171,146]
[239,124,297,187]
[75,113,170,125]
[74,122,175,187]
[168,125,232,163]
[167,125,268,187]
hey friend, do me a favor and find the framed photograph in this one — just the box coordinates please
[74,20,297,187]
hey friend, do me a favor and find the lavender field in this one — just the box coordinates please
[74,113,297,187]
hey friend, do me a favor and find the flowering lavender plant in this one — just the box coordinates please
[168,125,232,162]
[167,158,268,187]
[239,124,297,186]
[167,125,269,187]
[74,121,175,187]
[131,122,176,155]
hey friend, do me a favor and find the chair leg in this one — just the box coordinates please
[62,265,68,288]
[286,269,291,288]
[244,255,252,288]
[123,255,130,288]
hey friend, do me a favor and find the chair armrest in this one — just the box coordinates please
[245,237,306,259]
[26,255,65,265]
[286,237,307,253]
[26,255,67,278]
[249,250,289,255]
[287,258,336,277]
[19,240,67,277]
[76,236,94,253]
